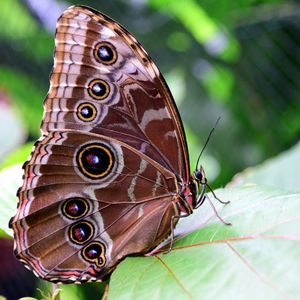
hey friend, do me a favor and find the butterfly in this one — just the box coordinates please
[10,5,223,284]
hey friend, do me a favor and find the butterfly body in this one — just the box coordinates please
[10,5,206,283]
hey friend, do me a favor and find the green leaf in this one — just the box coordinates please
[0,67,43,137]
[167,32,192,52]
[59,282,106,300]
[0,0,38,39]
[229,141,300,192]
[149,0,240,61]
[0,99,25,163]
[0,142,33,170]
[109,185,300,300]
[34,287,62,300]
[52,288,62,300]
[0,164,22,237]
[108,133,300,300]
[150,0,218,42]
[201,65,235,104]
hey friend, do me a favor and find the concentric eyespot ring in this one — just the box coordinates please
[69,221,94,245]
[62,198,89,220]
[82,241,106,267]
[94,42,117,65]
[88,79,110,100]
[76,103,97,122]
[76,143,114,179]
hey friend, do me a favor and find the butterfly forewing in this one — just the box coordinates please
[44,5,189,179]
[10,5,191,283]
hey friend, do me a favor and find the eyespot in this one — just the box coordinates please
[77,103,97,122]
[62,198,89,220]
[82,241,106,267]
[69,221,94,245]
[88,79,110,100]
[76,143,114,179]
[94,42,117,65]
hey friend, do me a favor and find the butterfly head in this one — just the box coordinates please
[193,165,207,185]
[185,165,207,210]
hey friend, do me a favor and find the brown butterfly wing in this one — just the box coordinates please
[11,5,188,283]
[43,5,190,180]
[13,131,177,282]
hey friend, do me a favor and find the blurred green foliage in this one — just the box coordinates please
[0,0,299,299]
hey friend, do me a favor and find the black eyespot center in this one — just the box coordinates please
[62,198,89,220]
[69,221,94,245]
[77,143,114,179]
[94,42,117,65]
[82,241,106,267]
[77,103,97,121]
[88,79,110,100]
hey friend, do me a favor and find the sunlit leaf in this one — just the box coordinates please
[0,96,25,163]
[150,0,218,41]
[201,65,235,103]
[167,32,192,52]
[0,164,22,237]
[0,142,33,170]
[149,0,240,61]
[109,185,300,300]
[0,0,38,38]
[229,142,300,192]
[108,138,300,299]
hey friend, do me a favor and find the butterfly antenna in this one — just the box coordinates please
[195,116,221,172]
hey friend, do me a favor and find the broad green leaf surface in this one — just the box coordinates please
[229,141,300,192]
[109,143,300,300]
[109,186,300,300]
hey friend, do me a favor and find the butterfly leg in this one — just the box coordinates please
[207,184,230,205]
[165,212,191,254]
[205,194,231,226]
[195,180,207,209]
